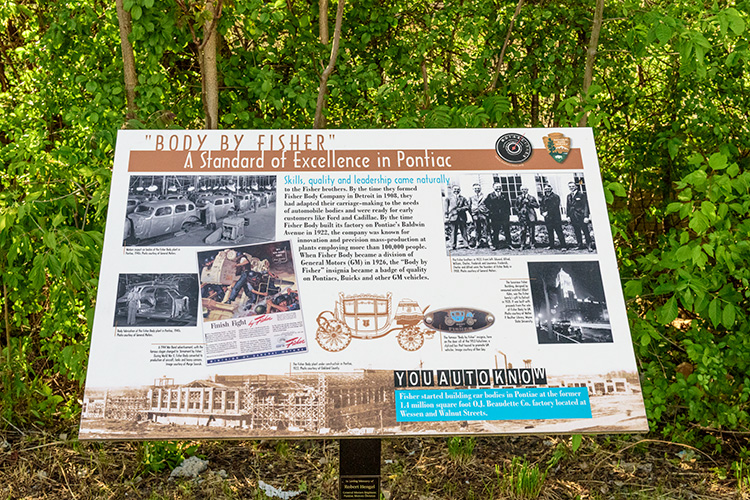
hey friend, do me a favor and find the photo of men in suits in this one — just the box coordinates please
[441,174,596,256]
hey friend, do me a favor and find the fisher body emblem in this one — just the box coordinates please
[543,132,571,163]
[424,308,494,333]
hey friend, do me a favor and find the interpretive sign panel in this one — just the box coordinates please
[80,128,648,440]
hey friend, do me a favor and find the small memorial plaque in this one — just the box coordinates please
[340,477,380,500]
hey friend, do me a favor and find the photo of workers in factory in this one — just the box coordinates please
[113,274,199,327]
[197,240,306,365]
[123,174,276,247]
[197,241,300,321]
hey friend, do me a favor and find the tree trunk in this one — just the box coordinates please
[551,93,560,126]
[2,271,9,367]
[202,0,219,129]
[319,0,329,44]
[488,0,524,92]
[579,0,604,127]
[115,0,138,120]
[530,65,539,126]
[313,0,345,129]
[421,59,430,109]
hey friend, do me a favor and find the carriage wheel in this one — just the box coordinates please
[397,326,424,351]
[316,321,352,352]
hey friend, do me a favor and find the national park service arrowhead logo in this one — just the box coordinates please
[543,132,571,163]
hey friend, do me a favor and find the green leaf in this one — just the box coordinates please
[688,211,710,234]
[708,298,721,328]
[679,203,692,219]
[655,23,672,44]
[726,8,746,35]
[722,304,735,328]
[658,296,679,325]
[624,280,642,298]
[677,187,693,201]
[700,201,716,220]
[131,5,142,20]
[571,434,582,452]
[30,256,46,290]
[43,231,57,251]
[675,245,693,262]
[692,32,711,49]
[48,254,62,276]
[666,202,682,214]
[607,181,627,197]
[667,138,680,159]
[708,153,727,170]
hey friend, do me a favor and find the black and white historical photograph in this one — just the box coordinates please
[198,241,300,321]
[441,173,597,256]
[527,261,613,344]
[113,274,199,327]
[79,371,396,439]
[123,174,276,247]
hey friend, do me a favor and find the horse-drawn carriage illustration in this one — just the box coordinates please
[315,293,435,352]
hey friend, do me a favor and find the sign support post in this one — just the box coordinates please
[339,438,381,500]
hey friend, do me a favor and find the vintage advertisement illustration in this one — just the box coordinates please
[80,128,648,440]
[197,240,306,364]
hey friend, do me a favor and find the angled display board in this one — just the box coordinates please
[80,128,648,440]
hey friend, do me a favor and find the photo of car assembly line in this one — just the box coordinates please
[113,274,199,327]
[123,175,276,247]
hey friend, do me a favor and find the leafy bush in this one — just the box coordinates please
[0,0,749,450]
[627,153,750,445]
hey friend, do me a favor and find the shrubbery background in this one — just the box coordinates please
[1,0,749,451]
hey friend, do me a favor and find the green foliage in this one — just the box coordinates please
[570,434,583,453]
[547,435,584,469]
[0,0,749,451]
[139,441,200,473]
[500,457,547,499]
[733,459,750,493]
[0,0,113,428]
[628,152,750,442]
[447,436,476,463]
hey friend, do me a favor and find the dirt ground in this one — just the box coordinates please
[2,425,748,500]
